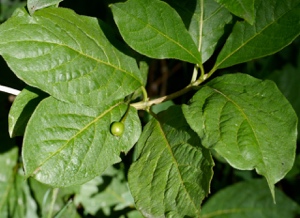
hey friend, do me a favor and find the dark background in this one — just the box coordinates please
[0,0,299,216]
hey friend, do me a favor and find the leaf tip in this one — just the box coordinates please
[266,179,276,204]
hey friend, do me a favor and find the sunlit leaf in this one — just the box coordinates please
[164,0,232,63]
[22,97,141,187]
[214,0,300,69]
[201,179,300,218]
[8,86,48,137]
[183,73,297,199]
[214,0,255,24]
[27,0,62,15]
[129,106,214,217]
[111,0,202,64]
[0,7,144,106]
[266,64,300,139]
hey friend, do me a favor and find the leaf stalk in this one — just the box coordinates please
[131,84,195,110]
[0,85,20,95]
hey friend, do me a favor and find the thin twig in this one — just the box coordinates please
[47,188,59,218]
[131,84,195,110]
[0,85,20,95]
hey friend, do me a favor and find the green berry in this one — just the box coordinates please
[110,122,124,136]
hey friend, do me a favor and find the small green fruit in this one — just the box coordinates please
[110,122,124,136]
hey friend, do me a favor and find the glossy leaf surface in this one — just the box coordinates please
[183,73,297,199]
[201,179,300,217]
[0,7,143,106]
[27,0,62,15]
[22,97,141,187]
[164,0,232,63]
[214,0,300,69]
[8,87,48,137]
[214,0,255,24]
[111,0,202,64]
[266,64,300,139]
[129,106,214,217]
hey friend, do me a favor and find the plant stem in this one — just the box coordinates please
[131,62,217,111]
[141,86,148,102]
[0,85,20,95]
[190,66,198,83]
[131,84,195,110]
[206,65,217,79]
[54,198,73,218]
[47,188,59,218]
[121,103,130,123]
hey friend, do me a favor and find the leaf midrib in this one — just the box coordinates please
[112,3,201,64]
[198,0,204,52]
[156,120,201,217]
[211,87,270,176]
[1,39,141,84]
[31,101,123,175]
[215,2,296,69]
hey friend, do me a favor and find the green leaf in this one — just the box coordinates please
[0,94,20,217]
[22,97,141,187]
[151,100,174,114]
[27,0,62,15]
[0,94,17,149]
[182,73,297,199]
[0,161,39,218]
[214,0,255,24]
[266,64,300,139]
[285,154,300,180]
[54,201,81,218]
[8,86,48,137]
[164,0,232,63]
[110,0,202,65]
[129,106,214,217]
[75,165,135,216]
[214,0,300,69]
[0,147,19,217]
[125,210,144,218]
[201,179,300,218]
[29,179,79,217]
[0,7,143,106]
[12,172,39,218]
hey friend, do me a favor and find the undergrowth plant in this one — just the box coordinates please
[0,0,300,217]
